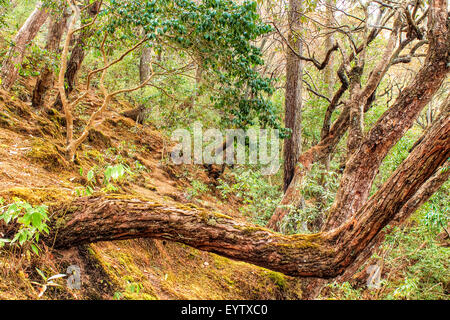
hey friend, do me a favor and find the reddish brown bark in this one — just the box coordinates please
[267,104,352,230]
[323,0,449,230]
[283,0,303,192]
[269,0,449,231]
[49,105,449,278]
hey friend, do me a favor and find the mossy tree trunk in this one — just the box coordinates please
[50,102,449,278]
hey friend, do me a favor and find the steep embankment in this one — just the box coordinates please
[0,87,304,300]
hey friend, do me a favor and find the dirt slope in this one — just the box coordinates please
[0,87,304,300]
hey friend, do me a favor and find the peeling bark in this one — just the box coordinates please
[269,0,449,231]
[323,1,449,230]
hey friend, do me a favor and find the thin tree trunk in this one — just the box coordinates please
[32,6,68,108]
[189,61,203,110]
[140,45,153,84]
[0,2,49,91]
[323,0,335,99]
[53,0,101,109]
[317,0,336,220]
[283,0,303,192]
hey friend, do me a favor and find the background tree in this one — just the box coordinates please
[32,2,68,108]
[283,0,303,192]
[53,0,102,109]
[0,1,49,90]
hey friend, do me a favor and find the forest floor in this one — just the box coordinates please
[0,79,306,300]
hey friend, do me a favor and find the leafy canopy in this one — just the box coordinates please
[103,0,286,135]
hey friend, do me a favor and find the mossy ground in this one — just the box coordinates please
[0,88,304,300]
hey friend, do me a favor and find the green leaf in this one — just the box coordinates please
[36,268,46,281]
[31,244,40,256]
[87,169,95,182]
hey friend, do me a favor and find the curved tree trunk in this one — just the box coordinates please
[0,2,49,91]
[268,0,449,231]
[322,1,449,230]
[48,103,449,278]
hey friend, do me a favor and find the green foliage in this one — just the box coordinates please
[75,163,134,196]
[103,0,286,134]
[0,198,49,255]
[75,167,96,196]
[0,0,10,27]
[217,167,282,226]
[320,197,449,300]
[186,180,210,200]
[104,163,131,184]
[381,227,449,299]
[420,178,449,234]
[280,162,340,234]
[323,281,363,300]
[126,281,143,294]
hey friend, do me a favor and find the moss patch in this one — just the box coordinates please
[27,138,67,171]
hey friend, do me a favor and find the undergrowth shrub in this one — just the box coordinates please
[217,167,282,226]
[0,198,49,256]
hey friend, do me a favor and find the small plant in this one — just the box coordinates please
[391,278,419,300]
[322,281,363,300]
[0,197,49,255]
[127,281,143,294]
[31,268,66,298]
[186,180,210,200]
[133,160,148,173]
[75,167,96,196]
[102,163,133,192]
[113,291,124,300]
[74,163,134,196]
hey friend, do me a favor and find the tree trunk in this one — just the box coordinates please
[323,0,449,230]
[283,0,303,192]
[32,6,68,108]
[53,0,101,109]
[188,61,203,110]
[323,0,335,99]
[269,0,449,231]
[317,0,336,219]
[0,2,49,91]
[140,45,153,84]
[48,104,449,279]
